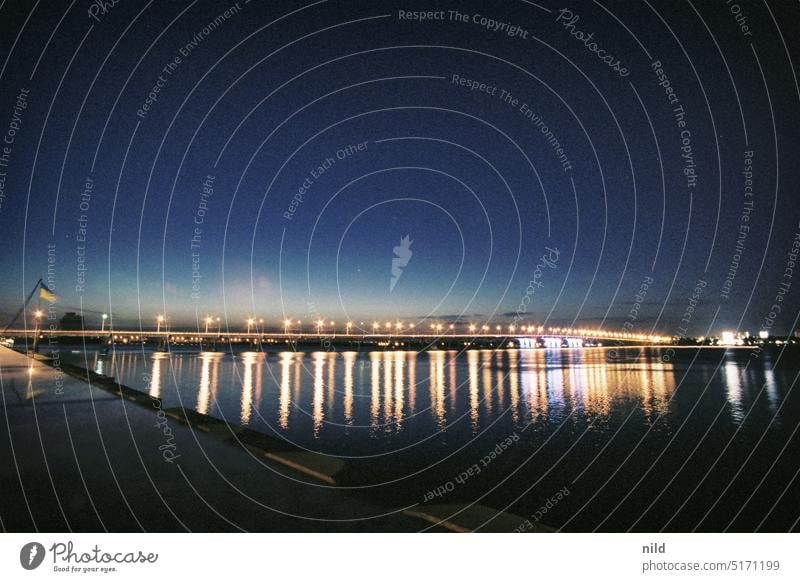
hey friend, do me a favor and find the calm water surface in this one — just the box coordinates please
[67,346,800,531]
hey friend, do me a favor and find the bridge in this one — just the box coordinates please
[1,280,674,351]
[3,326,672,352]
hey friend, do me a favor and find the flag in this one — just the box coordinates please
[38,284,57,303]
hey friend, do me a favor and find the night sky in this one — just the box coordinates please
[1,0,799,336]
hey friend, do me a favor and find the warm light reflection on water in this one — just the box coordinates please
[216,348,681,435]
[431,351,446,429]
[764,366,779,415]
[724,358,745,422]
[197,352,221,415]
[468,351,479,430]
[279,352,292,429]
[87,347,795,454]
[382,351,393,427]
[240,354,253,425]
[481,350,493,418]
[312,352,325,437]
[342,352,355,426]
[369,351,380,430]
[394,352,405,430]
[148,352,167,398]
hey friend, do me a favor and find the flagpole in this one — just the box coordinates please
[32,276,42,354]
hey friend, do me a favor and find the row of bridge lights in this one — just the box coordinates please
[27,309,667,342]
[27,309,664,342]
[148,314,670,342]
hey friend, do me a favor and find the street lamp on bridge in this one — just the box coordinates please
[156,315,165,333]
[101,313,108,333]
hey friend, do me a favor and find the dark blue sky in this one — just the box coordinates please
[1,0,799,336]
